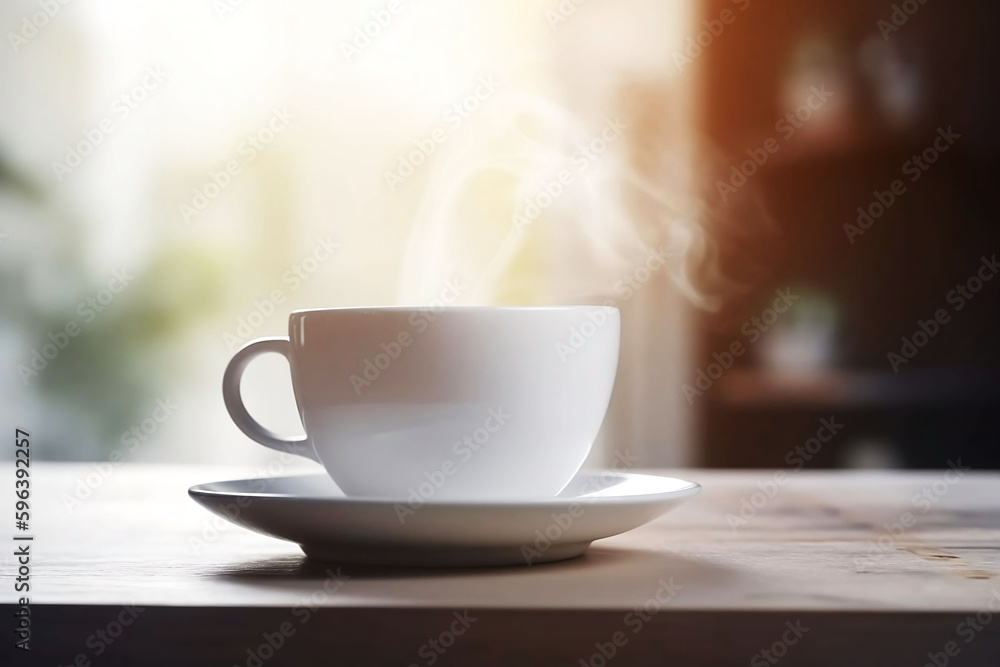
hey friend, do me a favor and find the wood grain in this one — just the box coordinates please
[3,463,1000,665]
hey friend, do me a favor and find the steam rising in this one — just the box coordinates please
[396,90,774,311]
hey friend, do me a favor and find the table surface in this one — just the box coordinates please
[5,463,1000,666]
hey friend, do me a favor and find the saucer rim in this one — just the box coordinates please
[187,471,701,507]
[290,305,619,316]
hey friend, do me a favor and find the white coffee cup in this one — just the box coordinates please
[223,306,619,500]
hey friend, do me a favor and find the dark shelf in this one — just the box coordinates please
[712,367,1000,408]
[697,0,1000,468]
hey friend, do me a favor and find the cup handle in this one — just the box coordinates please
[222,337,319,463]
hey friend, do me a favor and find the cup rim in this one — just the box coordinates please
[290,305,620,316]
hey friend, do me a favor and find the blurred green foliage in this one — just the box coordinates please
[2,152,225,457]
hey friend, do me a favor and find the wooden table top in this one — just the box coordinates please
[5,463,1000,666]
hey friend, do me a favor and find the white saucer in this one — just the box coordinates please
[188,471,700,567]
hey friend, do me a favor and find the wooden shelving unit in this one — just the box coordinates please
[714,367,1000,408]
[694,0,1000,469]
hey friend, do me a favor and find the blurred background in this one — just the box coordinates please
[1,0,998,470]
